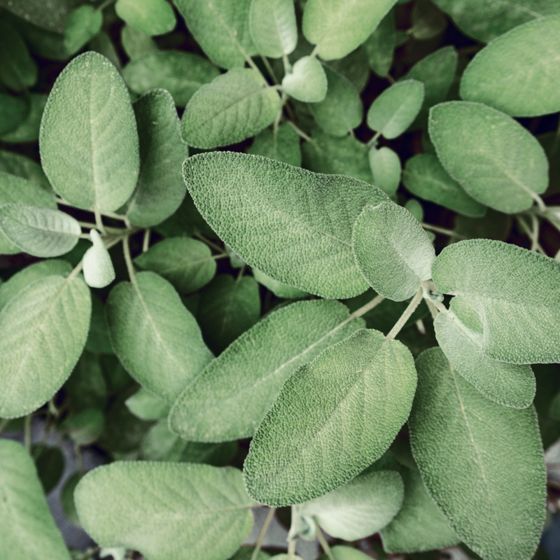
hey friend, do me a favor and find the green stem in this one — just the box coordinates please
[122,235,137,285]
[252,508,276,560]
[316,527,335,560]
[142,228,151,253]
[367,131,382,148]
[422,222,465,239]
[287,121,314,143]
[348,294,384,321]
[387,288,423,340]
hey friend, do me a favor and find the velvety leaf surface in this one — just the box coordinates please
[115,0,176,36]
[82,229,115,289]
[282,56,327,103]
[248,123,302,166]
[249,0,297,58]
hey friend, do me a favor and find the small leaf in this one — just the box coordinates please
[115,0,176,36]
[249,0,297,58]
[0,150,49,190]
[75,463,254,560]
[63,5,103,54]
[0,20,37,91]
[410,0,446,40]
[82,229,115,289]
[1,93,47,144]
[367,80,425,139]
[363,10,396,77]
[282,56,327,103]
[244,329,417,505]
[126,388,169,421]
[429,101,548,213]
[352,202,435,301]
[0,93,28,135]
[121,25,157,60]
[409,348,546,560]
[0,204,81,257]
[248,123,302,166]
[368,146,401,196]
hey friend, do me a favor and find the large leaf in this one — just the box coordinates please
[352,202,435,301]
[170,300,364,442]
[0,0,81,33]
[107,272,212,402]
[182,68,281,149]
[127,89,187,227]
[302,0,399,60]
[429,101,548,213]
[0,274,91,418]
[244,329,417,505]
[75,463,254,560]
[40,51,139,213]
[461,16,560,117]
[249,0,297,58]
[184,152,387,298]
[432,239,560,363]
[409,348,546,560]
[0,440,71,560]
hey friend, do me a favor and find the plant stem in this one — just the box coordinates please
[348,294,384,320]
[260,56,280,84]
[24,415,32,451]
[387,288,423,340]
[316,527,335,560]
[122,235,137,285]
[94,207,106,235]
[367,131,382,148]
[142,229,151,253]
[194,233,223,253]
[287,538,297,559]
[252,508,276,560]
[422,223,465,239]
[287,121,314,143]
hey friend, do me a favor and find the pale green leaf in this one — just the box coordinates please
[461,16,560,117]
[0,440,71,560]
[126,387,170,421]
[40,51,139,213]
[322,547,370,560]
[0,93,47,144]
[82,229,115,289]
[253,268,306,298]
[248,123,302,166]
[282,56,327,103]
[170,300,364,442]
[244,329,417,505]
[249,0,297,58]
[352,202,435,301]
[63,5,103,54]
[363,11,396,77]
[368,146,401,196]
[121,25,157,60]
[231,548,270,560]
[0,274,91,418]
[75,463,254,560]
[184,152,388,298]
[116,0,176,36]
[0,20,37,92]
[107,271,212,402]
[429,101,548,213]
[409,348,546,560]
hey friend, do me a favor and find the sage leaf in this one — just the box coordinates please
[428,101,548,213]
[282,56,327,103]
[0,20,37,92]
[409,348,546,560]
[0,274,91,418]
[363,11,396,77]
[75,463,254,560]
[248,123,302,166]
[63,5,103,54]
[115,0,176,36]
[83,230,115,289]
[0,93,47,144]
[182,68,281,148]
[121,25,157,60]
[0,204,81,258]
[249,0,297,58]
[461,16,560,117]
[0,150,49,190]
[0,440,71,560]
[368,146,401,196]
[126,388,169,421]
[0,93,28,136]
[0,0,81,33]
[170,300,364,442]
[322,547,369,560]
[244,329,417,505]
[106,271,213,402]
[184,152,387,298]
[352,202,435,301]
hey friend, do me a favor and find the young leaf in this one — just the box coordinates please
[122,50,220,106]
[302,0,399,60]
[428,101,548,213]
[363,10,396,77]
[352,202,435,301]
[248,123,302,166]
[0,21,37,91]
[0,150,49,190]
[461,16,560,117]
[432,239,560,363]
[249,0,297,58]
[409,348,546,560]
[0,440,71,560]
[121,25,157,60]
[127,89,187,227]
[82,230,115,289]
[403,153,486,218]
[40,51,139,213]
[368,146,401,196]
[182,68,281,148]
[115,0,176,36]
[106,271,212,402]
[169,300,364,442]
[367,80,425,139]
[244,329,417,505]
[184,152,387,298]
[63,5,103,54]
[0,204,81,257]
[282,56,328,103]
[126,387,170,421]
[0,274,91,418]
[1,93,47,144]
[0,93,28,136]
[75,463,254,560]
[300,469,404,540]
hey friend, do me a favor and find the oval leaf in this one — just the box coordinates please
[249,0,297,58]
[115,0,176,36]
[368,146,401,196]
[282,56,327,103]
[83,229,115,289]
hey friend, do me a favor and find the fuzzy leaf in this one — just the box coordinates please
[282,56,327,103]
[363,11,396,77]
[253,268,306,298]
[368,146,401,196]
[116,0,176,36]
[248,123,302,166]
[83,230,115,289]
[249,0,297,58]
[63,5,103,54]
[1,93,47,144]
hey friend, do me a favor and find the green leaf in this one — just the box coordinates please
[282,56,327,103]
[248,123,302,166]
[174,0,256,68]
[62,408,104,446]
[380,467,458,553]
[0,274,91,418]
[40,51,139,213]
[107,271,212,402]
[0,20,37,92]
[432,239,560,364]
[403,154,486,218]
[300,469,404,540]
[116,0,176,36]
[182,68,281,148]
[75,463,254,560]
[0,150,49,190]
[0,0,81,33]
[135,237,216,293]
[367,80,425,139]
[123,51,220,106]
[363,11,396,77]
[232,548,271,560]
[63,5,103,54]
[434,298,535,408]
[410,0,446,39]
[0,93,28,136]
[0,204,80,257]
[0,440,71,560]
[322,547,370,560]
[121,25,157,60]
[184,152,388,298]
[0,93,47,144]
[329,47,370,92]
[127,89,187,227]
[170,300,364,442]
[82,229,115,289]
[126,387,169,421]
[244,329,417,505]
[409,348,546,560]
[303,0,399,60]
[249,0,297,58]
[461,16,560,117]
[253,268,306,298]
[368,146,401,196]
[353,202,435,301]
[310,66,362,136]
[429,101,548,214]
